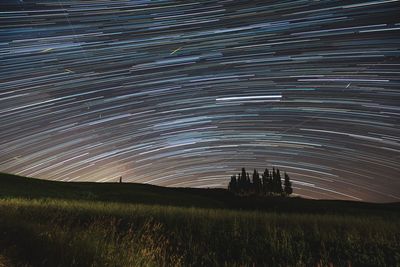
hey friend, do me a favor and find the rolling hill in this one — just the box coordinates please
[0,172,399,266]
[0,172,399,214]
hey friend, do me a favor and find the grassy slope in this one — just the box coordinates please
[1,172,400,267]
[0,172,399,214]
[0,172,226,209]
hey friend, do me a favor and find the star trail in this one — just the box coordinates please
[1,0,399,202]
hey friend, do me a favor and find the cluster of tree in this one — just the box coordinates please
[228,167,293,196]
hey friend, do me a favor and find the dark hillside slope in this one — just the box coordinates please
[1,172,399,215]
[0,173,224,208]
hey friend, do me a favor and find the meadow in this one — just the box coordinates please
[0,173,399,267]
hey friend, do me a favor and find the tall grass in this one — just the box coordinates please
[0,198,399,266]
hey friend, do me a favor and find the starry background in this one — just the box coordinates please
[1,0,399,202]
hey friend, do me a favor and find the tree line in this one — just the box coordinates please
[228,167,293,196]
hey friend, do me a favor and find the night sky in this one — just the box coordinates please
[1,0,400,202]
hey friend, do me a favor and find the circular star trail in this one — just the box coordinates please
[1,0,400,202]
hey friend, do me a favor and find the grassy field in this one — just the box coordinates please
[0,173,399,266]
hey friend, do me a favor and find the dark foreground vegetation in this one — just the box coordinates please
[0,173,399,267]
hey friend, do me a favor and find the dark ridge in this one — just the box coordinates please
[1,172,399,216]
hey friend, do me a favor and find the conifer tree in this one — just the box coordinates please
[261,168,269,195]
[284,172,293,196]
[276,168,283,194]
[236,173,240,193]
[227,166,293,197]
[246,172,251,193]
[228,175,237,193]
[272,167,278,193]
[238,168,248,194]
[241,167,247,181]
[269,171,273,194]
[252,169,261,194]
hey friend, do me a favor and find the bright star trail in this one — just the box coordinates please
[1,0,399,202]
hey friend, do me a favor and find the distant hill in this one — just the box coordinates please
[1,172,399,215]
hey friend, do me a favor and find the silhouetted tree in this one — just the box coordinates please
[261,168,269,195]
[272,167,278,193]
[237,172,243,194]
[246,172,251,193]
[228,166,293,197]
[237,168,249,195]
[270,168,283,194]
[252,169,261,194]
[276,168,283,194]
[228,175,238,193]
[240,168,247,194]
[284,172,293,196]
[241,168,247,182]
[268,171,273,194]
